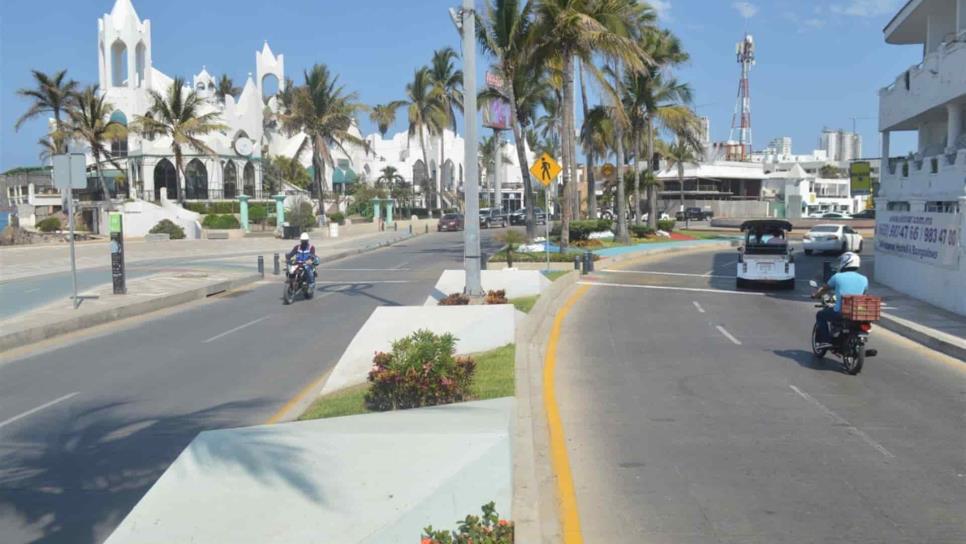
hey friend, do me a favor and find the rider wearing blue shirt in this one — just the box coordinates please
[287,232,320,290]
[813,252,869,344]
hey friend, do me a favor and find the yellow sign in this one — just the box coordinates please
[601,163,615,178]
[530,153,561,186]
[849,161,872,194]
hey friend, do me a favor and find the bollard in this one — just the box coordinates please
[409,224,413,234]
[574,255,581,271]
[481,252,488,270]
[257,255,264,277]
[273,253,280,275]
[584,250,595,272]
[394,222,398,231]
[425,224,429,234]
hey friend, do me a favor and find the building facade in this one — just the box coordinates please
[820,128,863,161]
[877,0,966,315]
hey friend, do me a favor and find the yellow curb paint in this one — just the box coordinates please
[265,370,332,424]
[544,284,590,543]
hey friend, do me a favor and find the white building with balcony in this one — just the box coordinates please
[877,0,966,315]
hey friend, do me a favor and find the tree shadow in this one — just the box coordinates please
[315,283,403,307]
[0,396,319,544]
[772,349,845,373]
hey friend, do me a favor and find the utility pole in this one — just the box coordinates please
[455,0,483,296]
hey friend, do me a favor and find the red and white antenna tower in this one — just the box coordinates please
[728,33,755,161]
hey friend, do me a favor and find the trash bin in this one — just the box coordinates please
[283,224,298,240]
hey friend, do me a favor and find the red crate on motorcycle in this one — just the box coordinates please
[841,295,881,321]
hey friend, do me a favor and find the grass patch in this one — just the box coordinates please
[679,230,731,240]
[298,344,516,421]
[542,270,568,281]
[510,295,539,313]
[468,344,515,400]
[298,383,368,420]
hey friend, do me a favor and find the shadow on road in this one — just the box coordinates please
[0,396,313,544]
[315,283,403,307]
[772,349,845,373]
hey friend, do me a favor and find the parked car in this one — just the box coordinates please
[437,213,464,232]
[675,207,714,221]
[821,211,853,219]
[851,209,876,219]
[480,208,507,228]
[643,211,671,222]
[509,207,547,225]
[802,224,864,255]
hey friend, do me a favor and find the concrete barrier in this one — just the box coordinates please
[144,233,170,242]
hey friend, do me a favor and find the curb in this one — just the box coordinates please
[877,313,966,362]
[0,233,415,354]
[596,239,738,268]
[513,270,579,543]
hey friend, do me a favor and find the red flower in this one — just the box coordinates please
[498,519,509,527]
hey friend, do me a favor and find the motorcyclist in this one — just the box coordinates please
[287,232,320,290]
[812,252,869,345]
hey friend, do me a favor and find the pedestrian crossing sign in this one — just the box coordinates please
[530,153,561,187]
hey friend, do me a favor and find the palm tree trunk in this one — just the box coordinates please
[613,63,628,244]
[633,130,642,225]
[647,117,658,230]
[506,81,536,240]
[560,52,575,251]
[678,161,685,213]
[439,131,446,209]
[579,61,596,219]
[92,150,112,203]
[174,146,185,205]
[312,150,324,212]
[419,126,431,215]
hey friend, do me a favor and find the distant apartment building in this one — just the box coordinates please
[820,128,863,161]
[768,136,792,157]
[877,0,965,315]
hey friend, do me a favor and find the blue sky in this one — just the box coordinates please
[1,0,918,171]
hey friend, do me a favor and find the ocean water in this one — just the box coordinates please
[0,211,9,231]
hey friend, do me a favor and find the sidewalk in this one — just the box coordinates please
[872,281,966,361]
[0,230,414,352]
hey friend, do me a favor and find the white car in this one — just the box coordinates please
[737,220,796,290]
[802,224,863,255]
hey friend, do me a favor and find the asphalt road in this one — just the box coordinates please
[557,245,966,542]
[0,230,504,544]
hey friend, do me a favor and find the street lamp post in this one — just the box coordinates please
[457,0,483,296]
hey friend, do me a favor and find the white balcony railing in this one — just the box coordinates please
[881,149,966,200]
[879,32,966,130]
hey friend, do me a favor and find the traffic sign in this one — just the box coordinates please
[530,153,561,187]
[52,153,87,189]
[601,163,615,178]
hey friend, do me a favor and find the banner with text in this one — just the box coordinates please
[875,211,961,268]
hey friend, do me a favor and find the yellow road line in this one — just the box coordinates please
[265,369,331,424]
[543,284,590,543]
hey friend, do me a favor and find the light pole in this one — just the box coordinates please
[454,0,483,296]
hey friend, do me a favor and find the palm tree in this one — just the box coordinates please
[663,135,702,218]
[533,0,649,249]
[376,165,405,188]
[369,101,406,137]
[37,137,60,164]
[404,66,446,213]
[132,77,227,204]
[215,74,240,102]
[281,64,364,217]
[429,47,464,207]
[15,69,79,154]
[580,103,613,214]
[68,85,128,202]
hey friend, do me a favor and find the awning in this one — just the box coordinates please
[331,166,358,185]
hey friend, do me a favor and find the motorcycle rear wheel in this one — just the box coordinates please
[811,323,828,358]
[842,337,864,375]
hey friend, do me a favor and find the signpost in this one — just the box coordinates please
[53,151,94,309]
[109,212,126,294]
[849,161,872,194]
[530,153,562,271]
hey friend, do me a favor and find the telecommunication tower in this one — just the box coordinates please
[728,33,755,161]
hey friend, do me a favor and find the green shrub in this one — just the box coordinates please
[286,200,316,232]
[267,216,277,227]
[364,330,476,411]
[630,224,655,238]
[439,293,470,305]
[248,203,267,223]
[657,218,676,232]
[422,502,514,544]
[209,201,237,214]
[184,202,207,214]
[149,219,185,239]
[488,249,598,263]
[36,216,62,232]
[550,219,613,241]
[327,211,345,225]
[202,214,240,229]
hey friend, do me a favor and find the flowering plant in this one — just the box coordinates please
[422,502,513,544]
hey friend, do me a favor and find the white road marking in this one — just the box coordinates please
[603,269,732,279]
[317,268,411,271]
[0,392,80,430]
[314,280,413,284]
[24,288,40,293]
[203,316,270,343]
[789,385,895,458]
[715,325,742,345]
[578,281,765,296]
[692,301,706,313]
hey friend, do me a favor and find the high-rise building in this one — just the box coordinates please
[820,129,862,161]
[768,136,792,157]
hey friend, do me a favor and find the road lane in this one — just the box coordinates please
[557,247,965,543]
[0,230,503,544]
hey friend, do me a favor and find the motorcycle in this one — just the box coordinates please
[282,260,314,304]
[809,279,877,375]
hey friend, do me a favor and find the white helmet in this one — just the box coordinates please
[840,251,860,270]
[299,232,310,242]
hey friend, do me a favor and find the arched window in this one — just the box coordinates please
[142,113,155,141]
[108,111,128,158]
[185,159,208,200]
[154,158,177,201]
[111,39,128,87]
[223,161,237,199]
[412,160,428,187]
[135,42,146,87]
[261,74,279,103]
[442,160,455,191]
[243,161,256,196]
